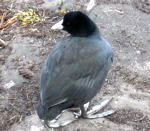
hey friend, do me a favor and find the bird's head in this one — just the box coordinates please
[51,11,98,37]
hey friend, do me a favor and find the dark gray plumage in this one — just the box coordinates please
[37,11,113,120]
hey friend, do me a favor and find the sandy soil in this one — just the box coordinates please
[0,0,150,131]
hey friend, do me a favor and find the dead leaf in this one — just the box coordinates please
[18,68,34,79]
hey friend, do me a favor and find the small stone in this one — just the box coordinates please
[4,80,15,89]
[136,50,141,54]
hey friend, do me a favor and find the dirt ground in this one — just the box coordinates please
[0,0,150,131]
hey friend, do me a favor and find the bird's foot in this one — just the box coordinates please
[81,98,115,119]
[44,98,115,128]
[44,109,79,128]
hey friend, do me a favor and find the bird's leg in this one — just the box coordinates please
[80,105,88,118]
[80,98,115,119]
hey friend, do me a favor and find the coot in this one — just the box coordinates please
[37,11,113,127]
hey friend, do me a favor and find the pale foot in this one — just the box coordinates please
[81,98,115,119]
[44,109,78,128]
[44,98,115,128]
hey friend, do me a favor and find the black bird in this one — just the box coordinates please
[37,11,113,127]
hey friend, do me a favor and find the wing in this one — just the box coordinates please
[40,37,113,108]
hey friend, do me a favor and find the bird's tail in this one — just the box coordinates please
[36,103,62,120]
[36,100,74,120]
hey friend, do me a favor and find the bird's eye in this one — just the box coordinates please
[66,22,70,26]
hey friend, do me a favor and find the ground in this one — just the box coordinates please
[0,0,150,131]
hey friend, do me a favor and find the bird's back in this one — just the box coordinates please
[37,35,113,120]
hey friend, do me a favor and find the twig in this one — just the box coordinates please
[19,115,23,122]
[0,16,18,29]
[104,9,124,14]
[0,98,16,100]
[0,39,8,47]
[10,2,14,11]
[9,115,17,121]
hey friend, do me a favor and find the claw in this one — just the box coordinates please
[48,119,76,128]
[87,98,113,115]
[44,110,78,128]
[87,109,115,119]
